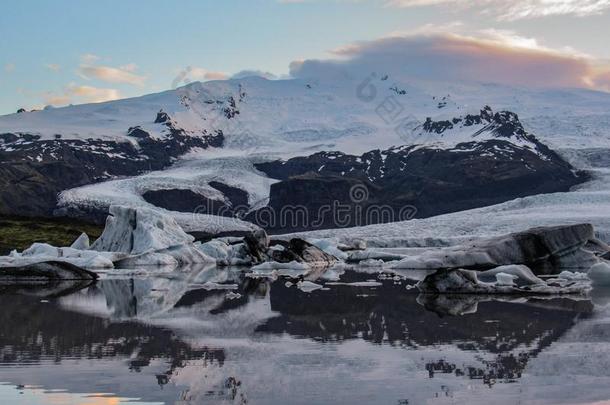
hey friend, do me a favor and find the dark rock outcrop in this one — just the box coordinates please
[154,110,171,124]
[250,107,587,232]
[253,139,587,232]
[244,229,270,263]
[142,189,231,216]
[142,182,250,218]
[0,111,224,219]
[209,181,249,214]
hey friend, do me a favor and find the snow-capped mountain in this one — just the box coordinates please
[1,75,609,234]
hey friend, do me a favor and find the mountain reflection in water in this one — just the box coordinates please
[0,265,608,405]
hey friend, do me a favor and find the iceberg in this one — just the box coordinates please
[392,224,607,273]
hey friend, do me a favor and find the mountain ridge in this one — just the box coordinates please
[0,76,606,233]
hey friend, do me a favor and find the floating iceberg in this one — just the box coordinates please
[416,264,591,295]
[391,224,607,273]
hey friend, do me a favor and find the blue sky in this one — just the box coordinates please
[1,0,609,114]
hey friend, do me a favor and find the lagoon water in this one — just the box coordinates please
[1,266,610,405]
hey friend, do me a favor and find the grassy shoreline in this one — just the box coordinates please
[0,216,104,255]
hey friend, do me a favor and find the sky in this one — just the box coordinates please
[1,0,609,114]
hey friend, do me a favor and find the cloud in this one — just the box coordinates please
[79,64,146,86]
[78,57,146,86]
[385,0,610,20]
[185,67,228,81]
[592,69,610,89]
[231,70,278,80]
[171,66,228,88]
[278,0,610,19]
[4,63,15,73]
[45,63,61,72]
[290,29,610,91]
[81,53,100,64]
[42,84,121,106]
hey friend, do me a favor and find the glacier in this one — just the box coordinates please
[1,74,610,237]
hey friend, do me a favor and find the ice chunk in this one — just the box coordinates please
[325,281,383,287]
[251,260,309,271]
[198,282,239,291]
[495,272,517,287]
[19,243,118,269]
[588,262,610,286]
[417,269,492,294]
[392,224,599,273]
[70,233,90,250]
[348,250,406,263]
[91,205,194,254]
[558,270,589,280]
[418,264,590,295]
[308,239,348,260]
[296,280,323,293]
[197,240,233,261]
[114,252,179,268]
[359,259,386,267]
[478,264,545,286]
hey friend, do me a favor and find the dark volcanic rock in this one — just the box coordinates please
[254,139,587,232]
[209,181,249,213]
[142,182,249,218]
[142,189,232,216]
[244,229,270,263]
[0,121,224,219]
[127,126,151,139]
[154,110,171,124]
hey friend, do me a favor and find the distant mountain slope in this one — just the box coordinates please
[253,107,585,231]
[0,75,607,233]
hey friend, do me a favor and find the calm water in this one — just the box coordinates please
[1,265,610,405]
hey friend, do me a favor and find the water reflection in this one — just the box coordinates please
[0,265,607,405]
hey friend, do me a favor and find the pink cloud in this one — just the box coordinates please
[290,31,610,91]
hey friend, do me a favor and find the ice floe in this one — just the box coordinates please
[416,265,591,295]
